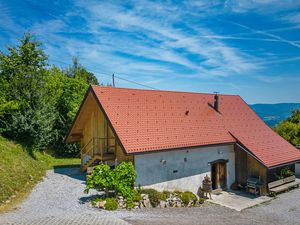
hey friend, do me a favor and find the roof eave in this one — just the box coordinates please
[64,85,92,143]
[125,141,237,155]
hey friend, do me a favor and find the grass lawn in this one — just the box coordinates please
[0,136,80,213]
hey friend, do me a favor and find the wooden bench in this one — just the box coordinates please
[268,175,300,196]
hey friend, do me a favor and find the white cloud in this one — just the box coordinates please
[282,12,300,25]
[224,0,300,14]
[69,0,260,78]
[22,0,299,89]
[231,22,300,49]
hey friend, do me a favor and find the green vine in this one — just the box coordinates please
[84,161,136,209]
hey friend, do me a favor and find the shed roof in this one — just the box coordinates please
[69,85,300,168]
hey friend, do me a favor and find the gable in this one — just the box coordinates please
[65,89,98,143]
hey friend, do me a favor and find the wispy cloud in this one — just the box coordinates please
[224,0,300,14]
[1,0,300,103]
[70,0,260,78]
[282,12,300,25]
[231,21,300,49]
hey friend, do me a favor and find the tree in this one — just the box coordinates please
[47,59,98,156]
[0,33,99,156]
[0,33,55,149]
[274,110,300,147]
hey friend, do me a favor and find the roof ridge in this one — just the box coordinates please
[91,85,240,97]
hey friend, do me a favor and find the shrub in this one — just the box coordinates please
[275,166,294,179]
[84,161,137,209]
[133,190,142,202]
[174,190,183,196]
[162,190,171,197]
[142,189,161,207]
[280,167,294,178]
[198,197,205,204]
[84,163,114,194]
[180,191,197,206]
[91,196,103,206]
[160,192,167,201]
[105,198,118,210]
[114,162,136,208]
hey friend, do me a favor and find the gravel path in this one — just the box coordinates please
[0,168,300,225]
[0,168,130,225]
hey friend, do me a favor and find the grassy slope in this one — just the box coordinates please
[0,136,80,212]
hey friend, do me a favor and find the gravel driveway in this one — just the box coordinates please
[0,167,300,225]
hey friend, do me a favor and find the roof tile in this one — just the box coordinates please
[92,85,300,167]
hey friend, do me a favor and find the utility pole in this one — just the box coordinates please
[112,73,115,87]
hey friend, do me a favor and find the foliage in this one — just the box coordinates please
[160,191,168,201]
[0,33,53,150]
[105,198,118,211]
[274,109,300,148]
[133,190,142,202]
[114,161,136,208]
[84,163,114,194]
[0,33,99,156]
[141,188,161,207]
[180,191,197,206]
[198,197,205,204]
[275,167,294,179]
[84,162,136,209]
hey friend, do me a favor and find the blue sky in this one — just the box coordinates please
[1,0,300,104]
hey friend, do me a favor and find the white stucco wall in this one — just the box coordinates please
[134,144,235,194]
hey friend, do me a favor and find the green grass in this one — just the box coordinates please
[0,136,80,212]
[34,151,80,169]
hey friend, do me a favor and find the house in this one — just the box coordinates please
[65,85,300,195]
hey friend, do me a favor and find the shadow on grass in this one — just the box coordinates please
[15,139,37,159]
[53,166,86,181]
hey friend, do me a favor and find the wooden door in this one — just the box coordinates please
[211,162,227,190]
[219,163,226,189]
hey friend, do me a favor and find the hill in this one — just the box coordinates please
[0,136,80,212]
[250,103,300,127]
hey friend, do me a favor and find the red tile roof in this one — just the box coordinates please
[91,85,300,168]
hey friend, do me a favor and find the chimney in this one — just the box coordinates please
[214,92,219,112]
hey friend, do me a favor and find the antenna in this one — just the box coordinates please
[112,73,115,87]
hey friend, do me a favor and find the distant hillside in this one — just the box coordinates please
[250,103,300,127]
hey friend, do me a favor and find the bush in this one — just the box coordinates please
[180,191,197,206]
[114,162,136,208]
[160,192,168,201]
[133,190,142,202]
[142,189,161,207]
[84,163,113,194]
[162,190,171,197]
[174,190,183,196]
[105,198,118,210]
[275,166,294,179]
[91,196,103,206]
[84,161,136,209]
[198,197,205,204]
